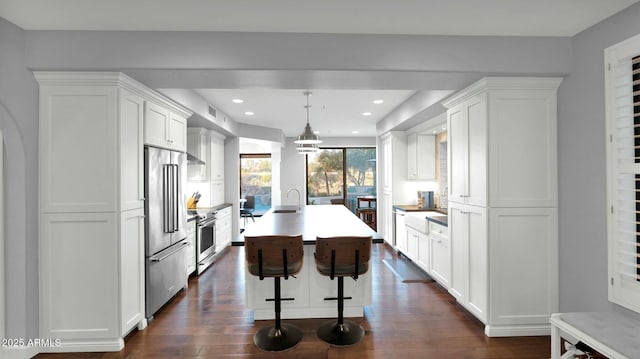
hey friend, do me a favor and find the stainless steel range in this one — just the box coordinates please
[194,210,217,274]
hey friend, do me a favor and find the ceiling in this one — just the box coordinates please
[3,0,638,138]
[195,89,415,137]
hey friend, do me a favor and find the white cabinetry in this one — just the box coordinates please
[429,221,450,288]
[210,132,226,206]
[448,203,487,323]
[144,101,187,152]
[407,133,436,180]
[378,132,409,247]
[215,205,232,251]
[36,72,192,352]
[186,220,197,275]
[443,77,561,337]
[447,94,487,207]
[394,210,406,252]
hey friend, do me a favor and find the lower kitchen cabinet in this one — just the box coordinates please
[186,220,197,275]
[215,205,232,251]
[394,210,407,252]
[449,203,487,323]
[40,212,133,350]
[120,209,146,335]
[429,221,450,288]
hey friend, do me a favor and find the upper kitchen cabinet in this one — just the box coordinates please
[407,133,436,180]
[210,131,226,206]
[144,101,187,152]
[446,93,487,207]
[444,77,560,208]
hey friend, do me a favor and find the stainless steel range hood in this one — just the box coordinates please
[186,152,205,165]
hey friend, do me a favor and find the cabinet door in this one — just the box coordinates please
[466,206,487,322]
[417,230,430,273]
[488,207,557,327]
[406,227,419,261]
[186,221,197,275]
[394,211,406,250]
[407,134,418,179]
[466,95,487,207]
[120,89,145,211]
[120,208,145,335]
[41,212,119,340]
[448,105,467,203]
[448,204,468,302]
[408,134,436,180]
[382,136,392,192]
[167,112,187,152]
[144,101,170,148]
[430,230,449,288]
[40,85,118,213]
[210,133,225,182]
[381,192,393,246]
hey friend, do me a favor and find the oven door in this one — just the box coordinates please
[197,217,216,265]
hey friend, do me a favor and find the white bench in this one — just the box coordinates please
[550,312,640,359]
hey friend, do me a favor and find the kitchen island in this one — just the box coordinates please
[243,205,382,320]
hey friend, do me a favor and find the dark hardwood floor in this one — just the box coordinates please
[36,244,550,358]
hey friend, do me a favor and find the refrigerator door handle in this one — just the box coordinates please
[173,164,179,232]
[163,164,170,234]
[169,163,175,233]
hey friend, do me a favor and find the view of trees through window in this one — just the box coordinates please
[240,154,272,215]
[306,148,376,213]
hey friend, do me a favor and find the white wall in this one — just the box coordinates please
[0,17,39,343]
[558,2,640,314]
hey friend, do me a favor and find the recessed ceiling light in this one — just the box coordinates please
[362,112,372,116]
[372,99,384,104]
[232,98,244,104]
[352,130,359,134]
[244,111,254,116]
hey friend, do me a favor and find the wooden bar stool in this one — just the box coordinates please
[244,235,304,351]
[356,196,377,230]
[314,236,372,346]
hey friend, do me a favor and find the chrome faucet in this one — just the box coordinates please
[286,188,301,211]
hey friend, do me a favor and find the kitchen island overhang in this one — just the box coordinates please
[243,205,382,320]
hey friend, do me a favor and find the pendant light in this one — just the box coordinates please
[295,91,321,153]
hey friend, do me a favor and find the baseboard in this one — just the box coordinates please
[38,338,124,353]
[2,345,39,359]
[485,323,551,337]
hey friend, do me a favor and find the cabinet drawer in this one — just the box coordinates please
[429,222,447,237]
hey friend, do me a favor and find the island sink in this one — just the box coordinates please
[271,205,299,213]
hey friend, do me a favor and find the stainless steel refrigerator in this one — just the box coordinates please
[144,145,188,320]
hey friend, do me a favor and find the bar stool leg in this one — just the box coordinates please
[317,277,365,346]
[253,277,303,351]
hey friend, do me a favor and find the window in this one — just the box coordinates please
[240,154,272,215]
[306,147,376,213]
[605,33,640,314]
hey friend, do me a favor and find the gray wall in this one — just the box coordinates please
[558,2,640,313]
[0,17,39,339]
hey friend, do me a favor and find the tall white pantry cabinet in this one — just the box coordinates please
[36,72,191,352]
[443,77,561,337]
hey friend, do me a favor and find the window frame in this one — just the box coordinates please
[605,32,640,314]
[305,146,376,209]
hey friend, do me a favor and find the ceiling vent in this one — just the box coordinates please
[208,105,217,119]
